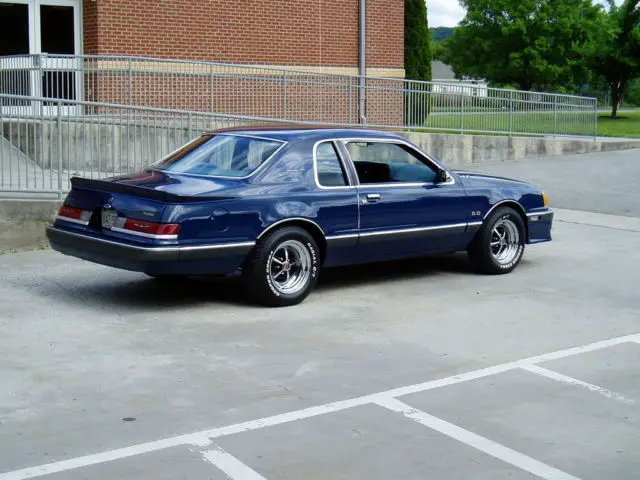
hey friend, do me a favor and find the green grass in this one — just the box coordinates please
[597,110,640,139]
[411,109,640,138]
[421,111,596,137]
[407,127,541,137]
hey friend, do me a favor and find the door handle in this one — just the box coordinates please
[364,193,381,204]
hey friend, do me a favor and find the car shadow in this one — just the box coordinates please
[39,252,484,311]
[315,252,476,292]
[44,254,474,311]
[76,275,251,309]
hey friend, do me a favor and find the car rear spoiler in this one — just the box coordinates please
[70,177,214,203]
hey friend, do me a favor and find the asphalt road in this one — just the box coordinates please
[1,149,639,480]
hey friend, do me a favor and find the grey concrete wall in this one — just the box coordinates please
[0,199,60,253]
[3,119,639,174]
[2,120,195,172]
[1,118,245,173]
[1,136,43,183]
[402,132,640,167]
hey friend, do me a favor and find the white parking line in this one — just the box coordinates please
[1,332,638,480]
[202,447,267,480]
[374,397,582,480]
[520,365,636,405]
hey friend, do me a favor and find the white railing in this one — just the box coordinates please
[0,54,599,138]
[0,94,298,198]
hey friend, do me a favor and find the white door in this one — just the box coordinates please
[37,0,82,116]
[0,0,81,116]
[0,1,37,115]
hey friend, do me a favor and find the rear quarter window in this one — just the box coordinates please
[316,142,348,187]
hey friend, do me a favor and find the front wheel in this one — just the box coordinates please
[467,207,525,274]
[243,227,320,307]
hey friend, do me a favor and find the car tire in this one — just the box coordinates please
[243,226,321,307]
[467,206,526,275]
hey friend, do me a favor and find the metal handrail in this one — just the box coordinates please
[1,53,599,142]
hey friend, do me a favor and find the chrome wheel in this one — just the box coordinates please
[268,240,312,295]
[490,218,521,265]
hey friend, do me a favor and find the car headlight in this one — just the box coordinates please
[542,192,550,207]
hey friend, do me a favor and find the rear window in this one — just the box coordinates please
[153,134,285,177]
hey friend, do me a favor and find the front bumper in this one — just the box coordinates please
[526,210,554,244]
[46,226,255,274]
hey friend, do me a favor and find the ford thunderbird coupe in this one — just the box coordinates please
[46,126,553,307]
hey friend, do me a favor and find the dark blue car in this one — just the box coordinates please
[46,126,554,306]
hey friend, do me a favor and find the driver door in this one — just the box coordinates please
[340,139,470,261]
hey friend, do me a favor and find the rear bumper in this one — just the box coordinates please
[46,226,255,274]
[527,210,554,244]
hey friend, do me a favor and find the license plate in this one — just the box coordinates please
[101,208,118,229]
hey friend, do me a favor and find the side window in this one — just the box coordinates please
[345,141,437,184]
[316,142,349,187]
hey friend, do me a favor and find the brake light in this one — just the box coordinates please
[123,219,180,236]
[59,205,84,219]
[57,205,91,224]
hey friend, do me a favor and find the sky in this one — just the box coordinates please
[428,0,625,28]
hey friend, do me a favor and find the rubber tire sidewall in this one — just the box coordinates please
[468,207,525,275]
[244,226,320,307]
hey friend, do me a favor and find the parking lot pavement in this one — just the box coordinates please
[465,148,640,218]
[1,203,638,480]
[3,142,640,480]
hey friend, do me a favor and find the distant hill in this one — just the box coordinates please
[431,27,454,42]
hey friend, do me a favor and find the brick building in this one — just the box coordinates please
[83,0,404,77]
[1,0,405,123]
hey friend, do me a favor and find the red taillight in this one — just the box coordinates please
[123,219,180,236]
[57,205,91,224]
[58,205,86,220]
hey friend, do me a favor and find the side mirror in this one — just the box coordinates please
[436,168,449,183]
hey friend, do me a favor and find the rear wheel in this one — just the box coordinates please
[468,207,525,274]
[243,227,320,307]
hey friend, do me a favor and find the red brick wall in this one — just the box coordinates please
[86,72,404,126]
[82,0,403,69]
[367,0,404,69]
[80,0,405,126]
[82,0,98,54]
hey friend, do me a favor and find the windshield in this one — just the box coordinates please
[153,134,285,177]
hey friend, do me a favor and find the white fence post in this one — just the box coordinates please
[56,100,63,198]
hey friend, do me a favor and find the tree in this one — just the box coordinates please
[593,0,640,118]
[431,26,455,42]
[432,36,452,63]
[404,0,432,82]
[445,0,606,92]
[627,78,640,107]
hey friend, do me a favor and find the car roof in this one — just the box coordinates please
[207,124,406,142]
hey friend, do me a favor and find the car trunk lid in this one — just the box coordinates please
[57,170,244,243]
